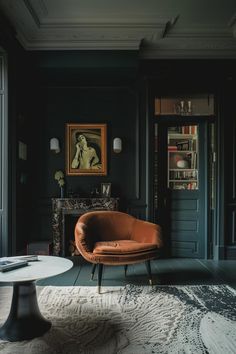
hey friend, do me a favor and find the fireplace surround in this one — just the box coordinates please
[52,198,119,256]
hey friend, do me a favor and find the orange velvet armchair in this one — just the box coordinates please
[74,211,163,293]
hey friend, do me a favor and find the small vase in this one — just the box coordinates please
[60,187,64,198]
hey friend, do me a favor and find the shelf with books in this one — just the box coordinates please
[167,125,198,190]
[168,136,197,152]
[168,152,197,170]
[169,170,197,181]
[169,181,198,190]
[169,180,197,182]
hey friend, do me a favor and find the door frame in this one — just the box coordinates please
[153,118,210,258]
[146,90,218,259]
[0,49,8,256]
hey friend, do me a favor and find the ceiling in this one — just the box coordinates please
[0,0,236,58]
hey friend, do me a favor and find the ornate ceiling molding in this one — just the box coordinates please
[0,0,236,57]
[16,24,167,51]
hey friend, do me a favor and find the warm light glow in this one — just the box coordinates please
[50,138,60,153]
[113,137,122,153]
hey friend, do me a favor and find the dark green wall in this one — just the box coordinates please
[39,86,137,199]
[1,23,236,258]
[27,55,236,259]
[28,51,149,243]
[0,12,35,255]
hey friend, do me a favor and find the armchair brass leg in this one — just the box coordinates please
[97,264,103,294]
[145,260,153,286]
[91,264,97,280]
[124,265,128,277]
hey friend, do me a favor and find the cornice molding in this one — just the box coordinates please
[16,24,166,50]
[23,0,41,27]
[139,37,236,59]
[0,0,236,57]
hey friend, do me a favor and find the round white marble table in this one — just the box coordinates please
[0,256,73,341]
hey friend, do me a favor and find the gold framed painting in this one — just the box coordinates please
[66,123,107,176]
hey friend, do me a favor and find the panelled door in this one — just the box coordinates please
[153,119,208,258]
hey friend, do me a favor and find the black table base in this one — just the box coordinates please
[0,281,51,341]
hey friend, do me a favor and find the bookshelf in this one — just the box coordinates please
[168,125,198,190]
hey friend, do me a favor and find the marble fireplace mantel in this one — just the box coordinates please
[52,198,119,256]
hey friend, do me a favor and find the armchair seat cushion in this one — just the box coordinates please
[93,240,157,255]
[75,210,163,266]
[75,211,163,292]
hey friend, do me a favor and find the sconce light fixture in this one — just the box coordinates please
[113,137,122,153]
[50,138,60,153]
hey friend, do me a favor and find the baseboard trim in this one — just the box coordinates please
[213,245,225,260]
[225,246,236,260]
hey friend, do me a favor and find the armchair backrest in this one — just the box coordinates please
[78,211,135,242]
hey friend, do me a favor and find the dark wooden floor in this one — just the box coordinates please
[36,256,236,289]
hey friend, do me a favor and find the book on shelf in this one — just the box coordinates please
[169,170,198,181]
[181,125,197,135]
[187,182,197,190]
[168,145,178,151]
[176,140,190,151]
[169,182,198,190]
[0,258,28,272]
[191,152,197,169]
[190,125,197,134]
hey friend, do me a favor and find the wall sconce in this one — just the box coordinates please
[113,137,122,153]
[50,138,60,153]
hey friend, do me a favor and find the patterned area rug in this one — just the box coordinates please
[0,284,236,353]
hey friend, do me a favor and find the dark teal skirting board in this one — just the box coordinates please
[32,257,236,289]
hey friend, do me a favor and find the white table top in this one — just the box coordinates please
[0,256,73,283]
